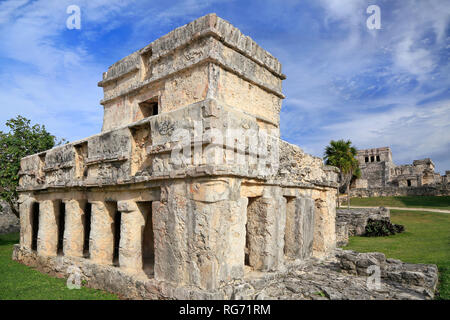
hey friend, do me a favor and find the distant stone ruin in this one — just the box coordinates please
[11,14,438,300]
[351,147,449,197]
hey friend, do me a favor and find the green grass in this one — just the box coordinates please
[344,210,450,300]
[350,196,450,210]
[0,233,118,300]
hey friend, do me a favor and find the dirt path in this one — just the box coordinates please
[348,206,450,214]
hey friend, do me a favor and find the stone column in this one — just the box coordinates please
[37,200,58,257]
[152,178,248,290]
[18,195,34,249]
[247,187,286,272]
[284,197,315,260]
[301,197,316,259]
[312,189,336,258]
[117,200,146,272]
[89,201,115,264]
[63,200,85,257]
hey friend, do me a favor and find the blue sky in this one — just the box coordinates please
[0,0,449,173]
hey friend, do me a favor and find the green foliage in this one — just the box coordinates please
[0,233,117,300]
[364,219,405,237]
[345,210,450,300]
[323,139,360,208]
[323,139,360,182]
[0,116,63,216]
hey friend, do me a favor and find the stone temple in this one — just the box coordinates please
[12,14,438,300]
[351,147,449,197]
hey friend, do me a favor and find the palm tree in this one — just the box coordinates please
[323,140,361,209]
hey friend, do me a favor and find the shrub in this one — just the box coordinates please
[364,219,405,237]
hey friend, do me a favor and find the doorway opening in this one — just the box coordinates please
[31,202,40,251]
[57,201,66,255]
[139,202,154,278]
[112,203,121,266]
[83,202,92,258]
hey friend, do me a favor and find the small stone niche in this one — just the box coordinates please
[130,123,152,176]
[140,49,152,81]
[37,154,46,183]
[74,142,88,179]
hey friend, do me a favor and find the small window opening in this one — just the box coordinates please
[365,157,369,163]
[376,155,380,162]
[139,98,159,118]
[407,180,412,187]
[370,156,375,162]
[31,202,40,251]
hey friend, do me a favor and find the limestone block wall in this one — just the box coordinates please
[311,188,336,258]
[152,178,248,290]
[98,14,285,132]
[284,196,315,260]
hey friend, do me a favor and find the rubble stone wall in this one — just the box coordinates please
[335,207,390,246]
[350,186,450,197]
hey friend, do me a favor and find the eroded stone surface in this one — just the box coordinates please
[12,246,438,300]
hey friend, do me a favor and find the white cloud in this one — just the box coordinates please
[394,37,435,76]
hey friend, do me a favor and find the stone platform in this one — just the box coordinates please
[12,245,438,300]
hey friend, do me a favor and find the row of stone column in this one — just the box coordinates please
[21,199,150,273]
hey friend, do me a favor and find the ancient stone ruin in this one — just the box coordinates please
[351,147,450,197]
[12,14,438,300]
[13,14,340,298]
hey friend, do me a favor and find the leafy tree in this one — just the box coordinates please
[0,116,63,217]
[323,139,361,209]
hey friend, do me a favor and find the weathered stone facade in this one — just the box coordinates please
[11,14,440,300]
[351,147,449,197]
[13,14,340,298]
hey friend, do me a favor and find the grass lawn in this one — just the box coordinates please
[0,233,118,300]
[344,210,450,300]
[350,196,450,210]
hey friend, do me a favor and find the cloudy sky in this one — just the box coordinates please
[0,0,449,173]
